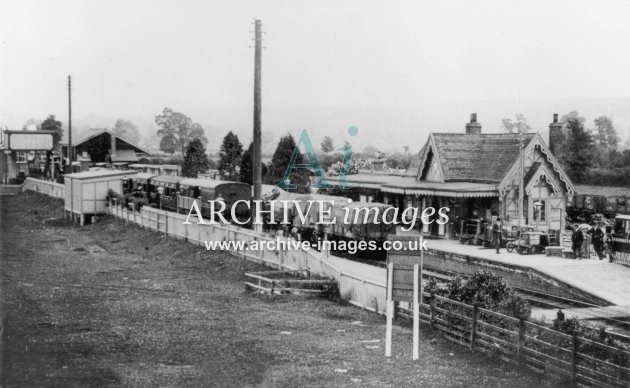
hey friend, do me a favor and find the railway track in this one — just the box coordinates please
[360,258,601,310]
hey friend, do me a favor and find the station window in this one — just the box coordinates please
[533,200,546,222]
[16,151,27,163]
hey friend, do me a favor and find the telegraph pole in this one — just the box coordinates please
[518,132,524,232]
[252,19,263,230]
[253,19,262,202]
[67,75,73,168]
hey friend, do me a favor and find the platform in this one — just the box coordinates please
[533,305,630,322]
[425,238,630,306]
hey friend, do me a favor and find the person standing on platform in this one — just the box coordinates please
[493,218,503,254]
[591,223,605,260]
[572,226,584,260]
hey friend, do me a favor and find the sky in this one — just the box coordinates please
[1,0,630,152]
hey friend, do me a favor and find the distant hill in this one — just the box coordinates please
[59,96,630,156]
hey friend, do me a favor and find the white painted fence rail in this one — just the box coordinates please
[108,204,388,314]
[23,178,65,199]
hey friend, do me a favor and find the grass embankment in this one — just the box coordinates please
[0,192,548,387]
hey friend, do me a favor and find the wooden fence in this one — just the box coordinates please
[398,294,629,387]
[106,203,628,387]
[22,177,64,199]
[611,236,630,266]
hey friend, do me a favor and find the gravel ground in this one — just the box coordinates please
[0,191,552,387]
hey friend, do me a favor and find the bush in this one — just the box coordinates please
[106,189,125,206]
[426,270,532,321]
[552,316,581,336]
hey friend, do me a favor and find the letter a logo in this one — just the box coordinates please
[277,129,333,190]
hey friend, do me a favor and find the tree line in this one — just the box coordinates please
[502,112,630,186]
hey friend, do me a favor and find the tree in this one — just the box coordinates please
[159,134,177,155]
[39,115,63,177]
[592,116,619,168]
[182,138,210,178]
[266,134,310,191]
[561,117,595,183]
[240,142,267,185]
[362,145,379,158]
[155,108,207,156]
[320,136,334,153]
[22,118,41,131]
[561,110,586,127]
[113,119,141,144]
[217,131,243,180]
[385,152,413,169]
[501,113,531,134]
[40,114,63,148]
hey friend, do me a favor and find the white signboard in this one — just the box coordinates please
[9,133,53,150]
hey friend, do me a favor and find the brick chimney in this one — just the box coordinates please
[465,113,482,134]
[548,113,564,156]
[110,131,116,157]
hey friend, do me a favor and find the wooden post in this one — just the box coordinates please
[430,293,436,329]
[469,305,479,350]
[517,319,526,363]
[571,335,579,383]
[252,19,262,232]
[362,277,367,311]
[413,264,419,361]
[385,262,394,357]
[619,348,627,382]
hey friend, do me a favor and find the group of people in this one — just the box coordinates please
[491,218,610,260]
[571,223,607,260]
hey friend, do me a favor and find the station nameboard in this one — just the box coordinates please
[386,235,424,302]
[7,132,54,150]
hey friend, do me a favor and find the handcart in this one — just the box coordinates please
[507,231,549,254]
[459,219,486,245]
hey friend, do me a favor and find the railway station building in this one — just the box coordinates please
[341,114,576,239]
[62,129,152,167]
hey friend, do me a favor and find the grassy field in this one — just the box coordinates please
[0,191,551,387]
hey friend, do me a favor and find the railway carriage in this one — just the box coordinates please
[149,175,183,211]
[176,178,251,219]
[262,191,397,244]
[133,173,156,199]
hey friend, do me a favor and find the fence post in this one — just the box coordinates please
[430,293,436,329]
[279,240,284,268]
[571,335,579,384]
[469,304,479,350]
[517,319,526,364]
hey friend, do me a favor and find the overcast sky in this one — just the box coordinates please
[1,0,630,150]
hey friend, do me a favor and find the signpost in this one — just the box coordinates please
[385,235,424,360]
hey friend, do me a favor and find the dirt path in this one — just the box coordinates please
[0,192,549,387]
